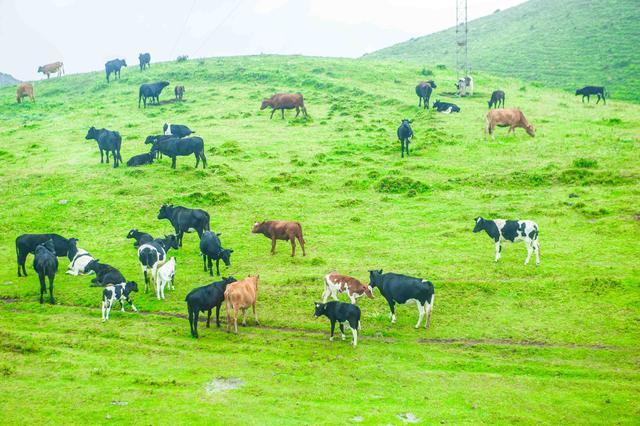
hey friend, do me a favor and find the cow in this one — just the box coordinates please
[185,276,237,338]
[225,275,260,334]
[163,123,195,138]
[174,85,185,101]
[260,93,308,119]
[84,260,127,287]
[150,136,206,169]
[144,134,174,159]
[139,53,151,71]
[575,86,606,104]
[33,240,58,304]
[157,204,210,247]
[488,90,505,108]
[15,233,73,277]
[16,83,34,103]
[415,80,436,109]
[137,235,179,293]
[314,301,360,347]
[485,108,535,137]
[126,152,154,167]
[456,76,474,96]
[199,231,233,276]
[101,281,139,321]
[251,221,305,257]
[472,217,540,265]
[105,59,127,82]
[126,229,153,249]
[139,81,170,108]
[433,100,460,113]
[397,119,413,158]
[153,257,176,300]
[37,62,64,79]
[368,270,435,329]
[323,272,373,304]
[65,238,95,276]
[85,126,123,167]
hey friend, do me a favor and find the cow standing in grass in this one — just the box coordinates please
[85,126,123,167]
[139,81,170,108]
[575,86,606,104]
[397,119,413,158]
[138,235,179,292]
[150,136,207,169]
[33,240,58,304]
[415,80,436,109]
[472,217,540,265]
[101,281,138,321]
[139,53,151,70]
[225,276,260,334]
[37,62,64,78]
[185,276,237,337]
[157,204,210,247]
[16,233,73,277]
[485,109,535,138]
[251,221,305,257]
[314,301,361,347]
[488,90,505,108]
[16,83,34,103]
[105,59,127,82]
[261,93,308,119]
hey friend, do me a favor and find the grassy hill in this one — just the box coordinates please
[366,0,640,102]
[0,72,20,87]
[0,55,639,424]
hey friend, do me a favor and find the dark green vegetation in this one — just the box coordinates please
[367,0,640,102]
[0,55,639,423]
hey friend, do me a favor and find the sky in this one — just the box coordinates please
[0,0,527,81]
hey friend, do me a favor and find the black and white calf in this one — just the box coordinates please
[473,217,540,265]
[314,301,361,347]
[66,238,95,275]
[138,235,179,293]
[185,276,237,338]
[126,229,153,249]
[33,240,58,304]
[199,231,233,276]
[163,123,195,138]
[101,281,139,321]
[157,204,210,247]
[368,270,435,329]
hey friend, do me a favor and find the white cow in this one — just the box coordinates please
[153,257,176,300]
[473,217,540,265]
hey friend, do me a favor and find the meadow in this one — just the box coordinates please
[0,55,639,424]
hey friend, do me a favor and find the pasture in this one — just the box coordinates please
[0,55,639,424]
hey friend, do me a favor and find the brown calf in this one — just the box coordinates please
[323,272,373,304]
[37,62,64,79]
[252,220,305,257]
[485,108,535,138]
[16,83,34,103]
[260,93,308,119]
[225,275,259,333]
[174,85,185,101]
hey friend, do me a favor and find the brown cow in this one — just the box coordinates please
[323,272,373,304]
[260,93,308,119]
[37,62,64,79]
[225,275,259,333]
[16,83,34,103]
[251,221,306,257]
[174,85,185,101]
[485,108,535,138]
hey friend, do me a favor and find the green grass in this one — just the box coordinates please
[0,55,639,424]
[366,0,640,103]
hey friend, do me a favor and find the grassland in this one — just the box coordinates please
[0,55,639,424]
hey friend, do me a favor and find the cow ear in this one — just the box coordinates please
[216,232,222,236]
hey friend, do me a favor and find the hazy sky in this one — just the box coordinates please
[0,0,527,81]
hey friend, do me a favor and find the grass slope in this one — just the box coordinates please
[0,55,639,424]
[366,0,640,102]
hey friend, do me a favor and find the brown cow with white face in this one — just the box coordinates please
[37,62,64,78]
[251,220,305,257]
[225,275,260,334]
[323,272,373,304]
[485,108,535,138]
[16,83,34,103]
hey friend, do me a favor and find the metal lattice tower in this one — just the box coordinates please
[455,0,469,78]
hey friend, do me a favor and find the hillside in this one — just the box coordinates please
[0,71,20,87]
[0,56,639,423]
[366,0,640,102]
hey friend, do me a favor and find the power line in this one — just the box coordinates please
[193,0,245,58]
[170,0,198,58]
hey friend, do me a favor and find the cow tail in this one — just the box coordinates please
[298,223,305,244]
[138,88,142,108]
[15,239,20,267]
[204,212,211,231]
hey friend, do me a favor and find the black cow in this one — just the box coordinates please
[85,260,126,287]
[433,100,460,113]
[199,231,233,276]
[314,301,361,347]
[415,80,437,109]
[144,134,174,159]
[139,81,170,108]
[575,86,606,104]
[397,119,413,158]
[15,233,73,277]
[163,123,195,138]
[33,240,58,304]
[150,136,206,169]
[488,90,505,108]
[126,229,153,248]
[185,276,237,338]
[137,235,179,292]
[85,126,122,168]
[157,204,210,247]
[105,59,127,82]
[139,53,151,71]
[368,270,435,329]
[126,152,154,167]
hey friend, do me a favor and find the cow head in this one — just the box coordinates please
[223,276,237,285]
[525,124,536,137]
[85,259,98,273]
[162,123,169,134]
[427,80,437,89]
[260,99,271,110]
[368,269,383,289]
[220,249,233,267]
[251,222,264,233]
[126,229,138,239]
[473,217,486,233]
[37,239,56,255]
[85,126,97,140]
[159,81,170,88]
[121,59,128,67]
[144,135,157,145]
[163,235,179,250]
[157,204,173,220]
[575,89,582,96]
[314,302,326,318]
[126,281,139,292]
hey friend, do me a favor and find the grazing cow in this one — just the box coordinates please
[139,53,151,71]
[139,81,170,108]
[260,93,308,119]
[185,276,237,338]
[397,119,413,158]
[65,238,95,276]
[433,100,460,113]
[15,233,73,277]
[126,152,154,167]
[163,123,195,138]
[153,257,176,300]
[37,62,64,78]
[225,275,260,334]
[16,83,34,103]
[85,126,123,167]
[33,240,58,304]
[174,85,185,101]
[488,90,505,108]
[101,281,139,321]
[456,76,474,96]
[157,204,210,247]
[369,270,435,329]
[126,229,153,248]
[314,301,361,347]
[323,272,373,304]
[150,136,206,169]
[575,86,606,104]
[415,80,437,109]
[199,231,233,276]
[105,59,127,82]
[485,108,535,137]
[137,235,179,293]
[472,217,540,265]
[251,221,305,257]
[85,260,126,287]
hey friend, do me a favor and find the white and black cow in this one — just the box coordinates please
[368,270,435,329]
[101,281,139,321]
[65,238,95,275]
[157,204,210,247]
[473,217,540,265]
[138,235,179,293]
[314,301,361,347]
[163,123,195,138]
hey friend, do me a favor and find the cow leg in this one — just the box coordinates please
[106,150,110,164]
[495,241,501,262]
[99,148,104,163]
[102,299,107,322]
[252,302,259,325]
[193,310,200,337]
[406,141,410,156]
[112,151,118,168]
[339,322,346,340]
[418,97,422,107]
[400,140,404,158]
[22,261,28,276]
[329,320,336,341]
[524,239,533,265]
[207,257,213,276]
[215,304,221,327]
[206,309,212,328]
[202,254,207,273]
[297,235,306,256]
[195,153,200,168]
[388,299,396,323]
[271,237,277,255]
[171,157,177,169]
[216,259,220,276]
[47,274,55,304]
[178,230,184,247]
[351,327,358,347]
[602,93,606,105]
[120,299,125,312]
[290,238,296,257]
[200,151,207,168]
[281,109,285,119]
[322,285,330,303]
[188,307,196,337]
[38,273,46,304]
[295,107,300,117]
[143,269,149,292]
[425,294,435,328]
[533,240,540,265]
[270,109,275,119]
[234,306,239,333]
[415,300,424,329]
[349,293,356,304]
